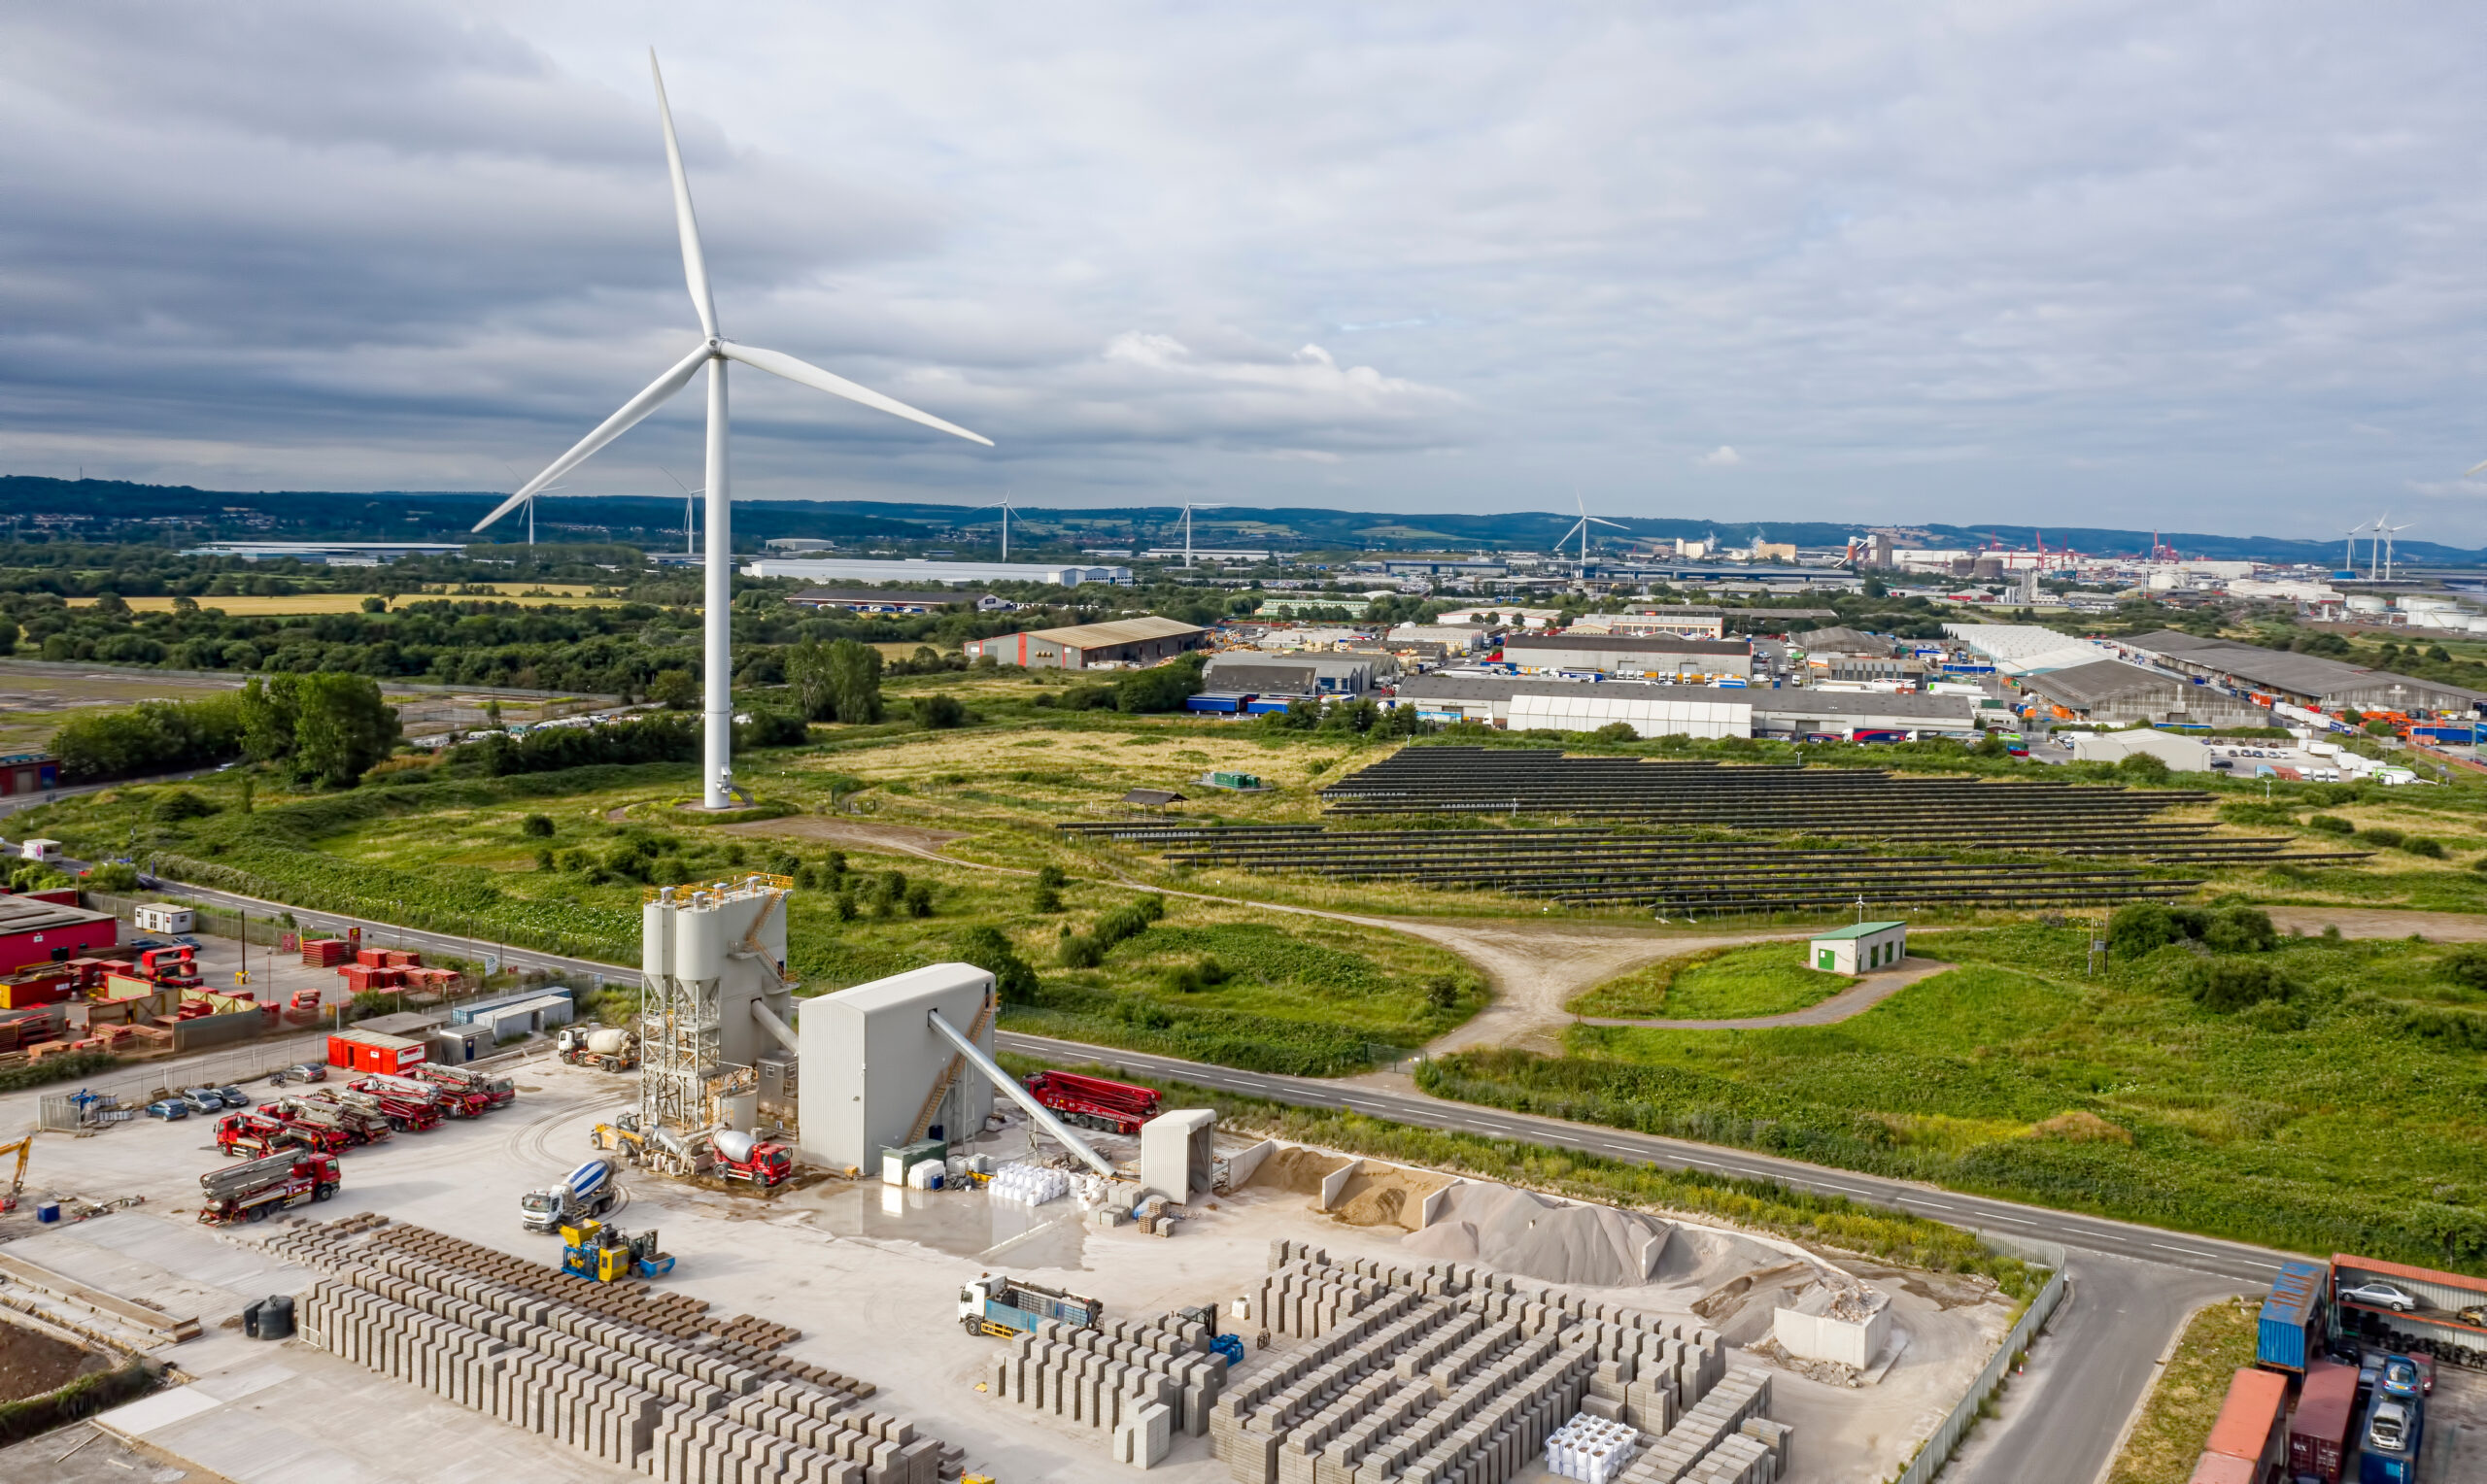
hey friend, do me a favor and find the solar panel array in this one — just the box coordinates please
[1060,747,2360,916]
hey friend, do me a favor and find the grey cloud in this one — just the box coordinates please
[7,2,2487,536]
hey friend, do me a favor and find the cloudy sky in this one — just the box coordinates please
[6,3,2487,540]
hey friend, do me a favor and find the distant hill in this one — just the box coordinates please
[3,475,2477,566]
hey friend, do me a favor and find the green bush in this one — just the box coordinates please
[2358,826,2405,849]
[2441,945,2487,993]
[2116,752,2172,784]
[85,860,140,892]
[914,693,968,729]
[2307,815,2355,834]
[953,925,1039,1003]
[520,813,555,837]
[2202,907,2277,955]
[51,691,246,783]
[2109,903,2179,959]
[2190,959,2298,1013]
[2402,836,2446,859]
[464,716,697,777]
[1090,894,1167,951]
[1058,934,1106,968]
[153,789,221,822]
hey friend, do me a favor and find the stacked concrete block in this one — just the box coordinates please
[1201,1247,1779,1484]
[271,1221,958,1484]
[1682,1433,1773,1484]
[1613,1369,1774,1484]
[1114,1400,1175,1467]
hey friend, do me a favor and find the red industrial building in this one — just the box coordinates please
[0,894,119,974]
[0,752,61,798]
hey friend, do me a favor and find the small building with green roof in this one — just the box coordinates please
[1810,921,1908,975]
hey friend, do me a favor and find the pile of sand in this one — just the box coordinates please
[1247,1146,1349,1196]
[1400,1182,1674,1287]
[1327,1162,1453,1232]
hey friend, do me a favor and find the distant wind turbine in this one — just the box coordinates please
[2341,519,2368,573]
[1180,500,1229,568]
[474,51,991,809]
[2377,518,2413,582]
[971,489,1017,560]
[657,466,702,557]
[1557,492,1627,576]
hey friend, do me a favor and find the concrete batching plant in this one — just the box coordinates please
[637,876,800,1173]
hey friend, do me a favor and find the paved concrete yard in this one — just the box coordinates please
[1,1058,2009,1483]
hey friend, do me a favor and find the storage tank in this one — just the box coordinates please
[2345,594,2390,614]
[673,898,725,982]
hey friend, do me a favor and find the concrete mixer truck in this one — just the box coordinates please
[711,1130,792,1188]
[521,1156,620,1232]
[557,1026,637,1072]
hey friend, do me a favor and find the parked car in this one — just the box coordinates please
[145,1098,189,1121]
[2460,1303,2486,1328]
[2411,1353,2436,1397]
[2341,1281,2421,1313]
[288,1062,327,1083]
[2368,1399,2413,1452]
[214,1085,251,1108]
[2380,1357,2421,1398]
[179,1088,223,1116]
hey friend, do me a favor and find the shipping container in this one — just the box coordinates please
[2258,1260,2330,1373]
[2356,1388,2421,1484]
[2186,1454,2255,1484]
[2204,1367,2287,1473]
[325,1028,426,1075]
[2289,1361,2356,1484]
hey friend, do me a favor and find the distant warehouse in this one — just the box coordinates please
[2122,630,2487,716]
[963,616,1208,671]
[2020,658,2274,728]
[1501,633,1752,680]
[787,587,983,613]
[1202,653,1387,696]
[1387,675,1978,741]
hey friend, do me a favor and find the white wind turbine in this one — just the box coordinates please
[971,489,1017,559]
[2340,519,2369,573]
[657,466,703,557]
[1180,500,1229,568]
[475,52,991,808]
[2377,518,2413,582]
[1556,492,1627,577]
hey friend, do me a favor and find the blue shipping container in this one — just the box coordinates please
[2357,1388,2422,1484]
[2257,1260,2328,1373]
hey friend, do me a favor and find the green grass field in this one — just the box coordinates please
[13,744,1482,1073]
[1422,922,2487,1270]
[1567,941,1854,1019]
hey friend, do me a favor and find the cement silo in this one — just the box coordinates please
[638,877,798,1170]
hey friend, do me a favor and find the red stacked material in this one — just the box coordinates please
[301,938,351,967]
[338,964,408,994]
[375,949,423,968]
[354,947,388,968]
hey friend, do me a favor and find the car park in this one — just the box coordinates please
[180,1088,224,1116]
[215,1085,251,1108]
[145,1098,188,1121]
[2341,1280,2421,1312]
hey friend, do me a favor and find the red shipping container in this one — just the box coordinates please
[326,1028,426,1074]
[2204,1368,2287,1472]
[2188,1454,2254,1484]
[2288,1362,2356,1484]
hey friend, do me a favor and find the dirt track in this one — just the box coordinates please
[2265,905,2487,941]
[714,816,968,862]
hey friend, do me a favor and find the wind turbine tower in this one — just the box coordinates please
[1181,500,1229,568]
[475,53,990,809]
[1557,494,1627,578]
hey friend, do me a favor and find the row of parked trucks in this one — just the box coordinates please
[191,1048,520,1225]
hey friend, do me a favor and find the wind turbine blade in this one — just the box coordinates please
[472,343,712,531]
[1588,517,1630,530]
[649,51,719,340]
[2469,457,2487,477]
[719,340,993,446]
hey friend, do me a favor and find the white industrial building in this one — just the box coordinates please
[1501,633,1753,680]
[1388,675,1980,741]
[2066,729,2215,772]
[1507,689,1751,739]
[796,964,998,1174]
[1941,624,2117,676]
[740,556,1131,587]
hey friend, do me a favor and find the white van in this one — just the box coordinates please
[17,838,62,863]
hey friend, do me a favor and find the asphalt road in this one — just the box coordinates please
[117,877,2275,1483]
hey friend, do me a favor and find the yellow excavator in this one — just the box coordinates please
[0,1133,33,1214]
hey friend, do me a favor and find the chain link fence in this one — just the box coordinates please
[37,1033,334,1130]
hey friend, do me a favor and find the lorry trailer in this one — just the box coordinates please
[959,1273,1103,1337]
[198,1151,339,1225]
[2288,1361,2355,1483]
[522,1158,619,1232]
[2358,1387,2422,1484]
[1024,1070,1162,1136]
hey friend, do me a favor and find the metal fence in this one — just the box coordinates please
[36,1032,334,1130]
[1891,1237,2069,1484]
